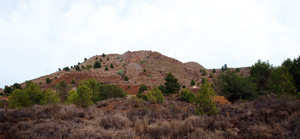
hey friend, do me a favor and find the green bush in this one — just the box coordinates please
[105,66,109,71]
[212,68,216,73]
[296,92,300,100]
[139,60,146,64]
[71,79,76,84]
[117,69,124,75]
[46,78,52,83]
[282,56,300,92]
[202,69,207,76]
[164,72,181,95]
[158,85,167,95]
[268,66,296,96]
[236,68,240,72]
[75,65,80,71]
[55,80,71,100]
[190,80,195,86]
[250,60,272,94]
[97,84,126,101]
[209,73,214,78]
[182,85,186,88]
[67,85,93,107]
[180,89,195,103]
[138,84,148,94]
[110,63,114,69]
[8,84,60,108]
[200,69,203,72]
[63,67,70,71]
[102,53,106,57]
[4,85,13,95]
[84,58,87,61]
[93,61,101,69]
[147,87,164,103]
[194,81,218,115]
[124,76,129,81]
[217,69,257,102]
[137,94,148,101]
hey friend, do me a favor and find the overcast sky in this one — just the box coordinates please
[1,0,300,88]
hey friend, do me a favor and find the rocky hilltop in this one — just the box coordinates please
[24,50,249,94]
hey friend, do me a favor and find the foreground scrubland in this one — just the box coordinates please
[1,94,300,139]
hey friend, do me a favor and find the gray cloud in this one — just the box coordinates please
[1,0,300,87]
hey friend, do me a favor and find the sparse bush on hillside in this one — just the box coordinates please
[138,84,148,94]
[194,81,218,115]
[84,58,87,61]
[212,68,216,73]
[95,57,98,60]
[105,66,109,71]
[58,68,61,71]
[250,60,272,95]
[71,79,76,84]
[55,80,72,100]
[191,80,195,86]
[147,86,164,103]
[107,57,109,61]
[158,85,167,95]
[180,89,195,103]
[200,69,203,72]
[269,66,297,96]
[63,66,70,71]
[117,69,124,75]
[164,72,181,95]
[182,85,186,88]
[87,64,92,70]
[46,78,52,83]
[75,65,80,71]
[139,60,146,64]
[282,56,300,92]
[102,53,106,57]
[202,69,207,76]
[67,85,93,107]
[97,84,127,101]
[236,68,240,72]
[124,76,129,81]
[110,63,114,69]
[8,83,60,108]
[217,69,257,102]
[4,85,13,95]
[93,61,101,69]
[209,73,214,78]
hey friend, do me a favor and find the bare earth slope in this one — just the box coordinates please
[24,50,249,95]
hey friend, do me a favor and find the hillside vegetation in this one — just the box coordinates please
[1,51,300,138]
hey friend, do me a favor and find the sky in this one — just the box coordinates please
[0,0,300,88]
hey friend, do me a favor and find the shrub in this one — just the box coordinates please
[40,89,60,105]
[137,94,148,101]
[117,69,124,75]
[250,60,272,94]
[75,65,80,71]
[182,85,186,88]
[139,60,146,64]
[110,63,114,69]
[93,61,101,69]
[107,57,109,61]
[105,66,109,71]
[200,69,203,72]
[268,66,297,96]
[97,84,127,100]
[236,68,240,72]
[180,89,195,103]
[102,53,106,57]
[138,84,148,94]
[71,79,76,84]
[84,58,87,61]
[8,84,60,108]
[164,73,181,95]
[87,64,92,70]
[212,68,216,73]
[4,85,13,95]
[209,73,214,78]
[158,85,167,95]
[202,69,207,76]
[58,68,61,71]
[296,92,300,99]
[124,76,129,81]
[63,67,70,71]
[67,85,93,107]
[46,78,52,83]
[194,81,218,115]
[55,80,71,100]
[191,80,195,86]
[282,56,300,92]
[147,87,164,103]
[217,69,257,102]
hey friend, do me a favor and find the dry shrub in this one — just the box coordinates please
[99,114,132,129]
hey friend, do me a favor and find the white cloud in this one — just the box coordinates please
[1,0,300,87]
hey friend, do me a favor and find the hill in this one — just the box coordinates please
[25,50,249,94]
